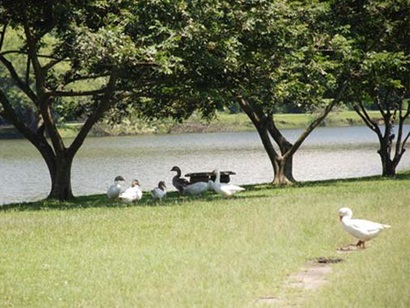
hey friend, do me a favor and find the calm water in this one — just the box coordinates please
[1,125,410,205]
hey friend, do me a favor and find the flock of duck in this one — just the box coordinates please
[107,167,391,249]
[106,166,245,203]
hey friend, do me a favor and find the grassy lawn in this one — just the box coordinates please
[1,173,409,307]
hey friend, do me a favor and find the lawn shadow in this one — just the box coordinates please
[2,171,409,212]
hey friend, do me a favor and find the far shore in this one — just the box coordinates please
[0,110,402,139]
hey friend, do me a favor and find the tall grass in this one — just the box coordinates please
[1,174,409,307]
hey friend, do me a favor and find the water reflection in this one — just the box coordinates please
[1,125,409,205]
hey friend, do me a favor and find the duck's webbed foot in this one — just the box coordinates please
[356,240,366,249]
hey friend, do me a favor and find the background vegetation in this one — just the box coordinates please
[0,109,392,138]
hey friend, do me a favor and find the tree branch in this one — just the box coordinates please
[0,23,8,50]
[353,102,380,133]
[0,54,37,102]
[394,100,410,161]
[51,88,109,98]
[68,68,119,157]
[0,89,49,147]
[286,82,347,158]
[42,56,66,72]
[236,96,279,161]
[375,94,386,117]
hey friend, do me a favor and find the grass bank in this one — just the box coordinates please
[0,110,388,139]
[1,173,409,307]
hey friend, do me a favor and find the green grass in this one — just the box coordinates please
[1,173,410,307]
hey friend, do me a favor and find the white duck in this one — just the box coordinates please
[211,169,245,197]
[107,176,125,199]
[171,166,190,193]
[151,181,167,200]
[182,181,210,196]
[119,179,143,203]
[338,207,391,248]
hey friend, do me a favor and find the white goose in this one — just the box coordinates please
[211,169,245,197]
[182,181,210,196]
[151,181,167,200]
[107,176,125,199]
[120,179,143,203]
[338,207,391,248]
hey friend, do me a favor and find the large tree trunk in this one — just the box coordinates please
[47,154,75,201]
[272,156,294,185]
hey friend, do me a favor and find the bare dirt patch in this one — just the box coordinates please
[336,244,363,253]
[287,258,338,290]
[256,257,343,305]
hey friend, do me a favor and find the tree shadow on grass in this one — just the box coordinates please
[294,170,410,188]
[2,171,409,212]
[0,188,273,212]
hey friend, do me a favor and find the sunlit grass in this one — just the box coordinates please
[1,173,409,307]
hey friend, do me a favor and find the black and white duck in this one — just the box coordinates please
[151,181,167,200]
[171,166,190,193]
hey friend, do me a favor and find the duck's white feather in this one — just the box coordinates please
[342,218,390,241]
[120,185,142,203]
[151,181,167,200]
[212,169,245,197]
[338,207,391,244]
[107,176,125,199]
[183,181,209,195]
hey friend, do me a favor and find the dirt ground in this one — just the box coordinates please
[255,253,349,306]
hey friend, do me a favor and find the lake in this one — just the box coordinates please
[1,125,410,205]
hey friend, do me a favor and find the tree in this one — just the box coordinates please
[126,1,352,185]
[0,0,187,200]
[330,0,410,176]
[229,1,350,184]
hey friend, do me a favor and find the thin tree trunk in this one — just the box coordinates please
[354,95,410,178]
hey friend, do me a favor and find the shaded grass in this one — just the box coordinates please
[1,173,409,307]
